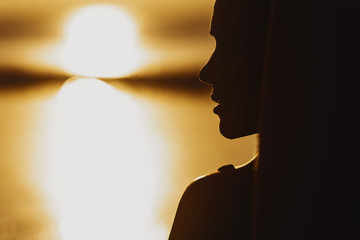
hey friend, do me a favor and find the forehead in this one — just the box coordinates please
[210,0,243,37]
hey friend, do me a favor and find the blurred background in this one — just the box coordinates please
[0,0,257,239]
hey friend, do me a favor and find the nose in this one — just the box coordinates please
[199,58,214,85]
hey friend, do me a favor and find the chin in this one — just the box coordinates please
[219,119,258,139]
[219,125,240,139]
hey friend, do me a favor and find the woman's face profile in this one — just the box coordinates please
[199,0,262,139]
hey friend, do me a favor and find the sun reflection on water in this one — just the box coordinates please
[43,78,168,239]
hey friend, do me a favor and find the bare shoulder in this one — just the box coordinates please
[188,159,255,192]
[169,160,255,240]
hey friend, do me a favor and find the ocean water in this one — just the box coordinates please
[0,77,256,240]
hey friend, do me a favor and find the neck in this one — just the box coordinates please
[253,133,260,157]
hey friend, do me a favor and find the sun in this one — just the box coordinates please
[58,5,147,78]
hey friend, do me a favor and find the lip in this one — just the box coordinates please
[211,94,220,103]
[211,88,227,114]
[213,103,224,115]
[211,92,225,115]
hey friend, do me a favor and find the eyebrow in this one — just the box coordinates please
[209,20,218,37]
[210,25,216,37]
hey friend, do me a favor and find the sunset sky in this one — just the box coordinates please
[0,0,215,76]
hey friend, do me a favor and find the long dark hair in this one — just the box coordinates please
[255,1,336,239]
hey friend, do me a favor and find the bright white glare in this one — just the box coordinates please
[43,78,168,240]
[58,5,147,78]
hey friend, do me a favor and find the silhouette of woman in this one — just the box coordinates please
[169,0,337,239]
[169,0,269,239]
